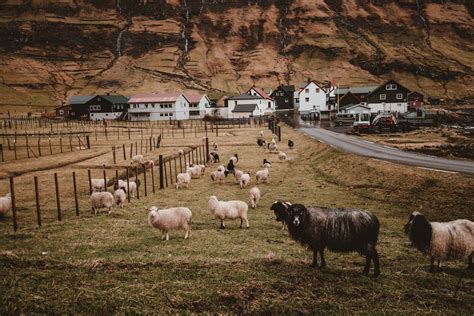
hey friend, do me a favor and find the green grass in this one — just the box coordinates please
[1,126,473,314]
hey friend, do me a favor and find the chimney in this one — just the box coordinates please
[307,78,311,83]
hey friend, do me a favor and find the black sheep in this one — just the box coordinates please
[286,203,380,276]
[288,139,294,149]
[209,152,219,163]
[270,201,291,230]
[227,159,235,174]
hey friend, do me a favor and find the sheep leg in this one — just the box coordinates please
[220,220,225,229]
[363,255,371,275]
[372,249,380,277]
[429,257,435,273]
[319,249,326,268]
[108,206,111,215]
[311,250,319,268]
[240,218,243,229]
[161,231,166,240]
[165,232,169,241]
[245,217,249,229]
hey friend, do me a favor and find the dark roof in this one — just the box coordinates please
[232,104,257,112]
[335,86,378,95]
[281,85,295,93]
[97,95,129,104]
[366,80,411,98]
[68,95,94,105]
[228,93,262,100]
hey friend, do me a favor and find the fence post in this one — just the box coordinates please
[130,143,133,159]
[143,166,148,197]
[174,158,177,181]
[86,135,90,149]
[112,146,116,164]
[159,155,164,189]
[168,159,173,185]
[54,173,61,221]
[34,176,41,227]
[278,126,281,141]
[103,169,107,192]
[88,169,93,195]
[10,177,17,231]
[135,167,139,199]
[126,167,131,202]
[151,165,155,193]
[164,158,168,187]
[123,144,126,160]
[49,137,53,155]
[60,136,63,153]
[205,137,209,162]
[0,144,3,162]
[13,140,17,160]
[73,171,79,216]
[216,124,218,137]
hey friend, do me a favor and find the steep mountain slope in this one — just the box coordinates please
[0,0,472,108]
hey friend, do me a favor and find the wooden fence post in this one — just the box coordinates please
[143,166,148,197]
[130,143,133,159]
[13,140,17,160]
[126,167,131,202]
[112,146,116,164]
[10,177,17,231]
[164,158,168,187]
[151,165,155,193]
[34,176,41,227]
[103,169,107,192]
[205,137,209,162]
[159,155,164,189]
[60,136,63,153]
[135,167,140,199]
[88,169,93,195]
[168,159,173,185]
[54,173,61,221]
[86,135,90,149]
[123,144,126,160]
[73,171,79,216]
[0,144,3,162]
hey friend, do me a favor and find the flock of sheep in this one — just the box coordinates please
[0,129,473,276]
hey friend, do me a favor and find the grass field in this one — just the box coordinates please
[0,123,473,314]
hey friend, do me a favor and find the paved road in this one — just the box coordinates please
[299,126,474,175]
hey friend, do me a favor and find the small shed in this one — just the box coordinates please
[55,105,71,117]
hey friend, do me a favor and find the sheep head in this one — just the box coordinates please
[404,211,432,253]
[287,204,309,228]
[270,201,292,223]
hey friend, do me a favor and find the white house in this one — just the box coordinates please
[340,103,371,114]
[186,94,210,119]
[128,93,190,121]
[246,87,275,114]
[298,81,328,114]
[365,80,411,114]
[226,93,272,118]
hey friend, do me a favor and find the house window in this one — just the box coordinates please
[59,110,64,115]
[386,84,397,90]
[396,93,403,100]
[152,104,155,108]
[380,94,386,100]
[285,98,289,103]
[305,89,309,93]
[268,102,271,108]
[305,97,309,102]
[316,88,320,93]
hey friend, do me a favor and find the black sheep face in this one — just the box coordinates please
[270,201,290,222]
[288,204,308,227]
[404,211,432,252]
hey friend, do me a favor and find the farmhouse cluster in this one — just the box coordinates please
[56,79,424,121]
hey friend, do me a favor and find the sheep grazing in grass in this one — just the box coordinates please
[256,168,270,184]
[114,188,126,208]
[404,211,474,272]
[118,179,140,198]
[217,165,226,172]
[213,142,218,151]
[210,170,228,184]
[270,201,291,230]
[148,206,192,240]
[209,152,220,163]
[234,169,243,183]
[130,154,144,165]
[249,187,261,209]
[198,164,206,175]
[208,195,249,229]
[91,178,109,192]
[257,138,266,147]
[0,193,12,217]
[142,160,155,169]
[260,130,264,137]
[263,158,271,168]
[90,192,114,215]
[229,154,239,165]
[288,139,294,149]
[286,203,381,276]
[186,165,202,179]
[278,152,287,162]
[268,143,278,153]
[176,170,192,189]
[227,159,235,174]
[240,173,251,189]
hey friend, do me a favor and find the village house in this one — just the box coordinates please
[270,85,295,111]
[128,93,190,121]
[186,94,210,119]
[334,86,378,104]
[87,94,129,121]
[365,80,411,113]
[225,89,274,118]
[68,95,94,119]
[407,91,424,110]
[298,80,328,114]
[339,103,371,114]
[246,86,275,114]
[55,105,71,118]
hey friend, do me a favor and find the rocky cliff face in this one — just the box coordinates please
[0,0,472,108]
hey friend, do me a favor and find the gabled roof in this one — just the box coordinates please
[68,95,94,105]
[335,86,379,95]
[366,80,411,98]
[228,93,262,100]
[340,103,370,111]
[339,91,362,102]
[281,85,295,93]
[186,94,209,103]
[232,104,257,112]
[94,95,129,104]
[129,93,187,103]
[408,91,424,97]
[250,87,272,100]
[271,85,295,98]
[299,81,326,95]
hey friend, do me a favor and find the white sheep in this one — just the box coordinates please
[240,173,251,189]
[208,195,249,229]
[199,164,206,175]
[213,142,218,150]
[268,143,278,153]
[229,154,239,165]
[176,170,192,189]
[177,149,184,155]
[114,189,126,208]
[90,192,114,214]
[186,165,202,178]
[0,193,12,216]
[130,154,144,165]
[263,163,271,168]
[278,152,287,161]
[249,187,261,209]
[217,165,226,172]
[405,211,474,272]
[234,169,243,183]
[91,178,109,192]
[256,168,269,184]
[148,206,192,240]
[260,130,264,137]
[142,160,155,169]
[118,179,139,198]
[210,170,226,184]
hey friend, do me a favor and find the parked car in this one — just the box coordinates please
[334,113,355,126]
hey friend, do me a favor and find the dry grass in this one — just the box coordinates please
[0,123,473,314]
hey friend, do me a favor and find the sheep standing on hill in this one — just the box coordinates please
[268,143,278,153]
[260,130,264,138]
[90,192,114,214]
[210,170,227,184]
[404,211,474,272]
[0,193,12,217]
[198,164,206,175]
[208,195,249,229]
[249,187,261,209]
[114,189,126,208]
[142,160,155,170]
[213,142,218,151]
[118,179,140,198]
[263,159,271,168]
[286,203,381,276]
[256,168,269,184]
[148,206,192,240]
[270,201,291,230]
[209,152,220,163]
[217,165,226,172]
[278,152,287,162]
[257,138,266,147]
[186,165,202,179]
[240,173,251,189]
[91,178,109,192]
[176,170,192,189]
[130,154,144,165]
[288,139,294,149]
[229,154,239,165]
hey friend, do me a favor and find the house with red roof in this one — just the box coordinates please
[128,93,190,121]
[246,86,275,114]
[185,94,211,119]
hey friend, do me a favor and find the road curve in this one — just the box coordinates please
[299,126,474,175]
